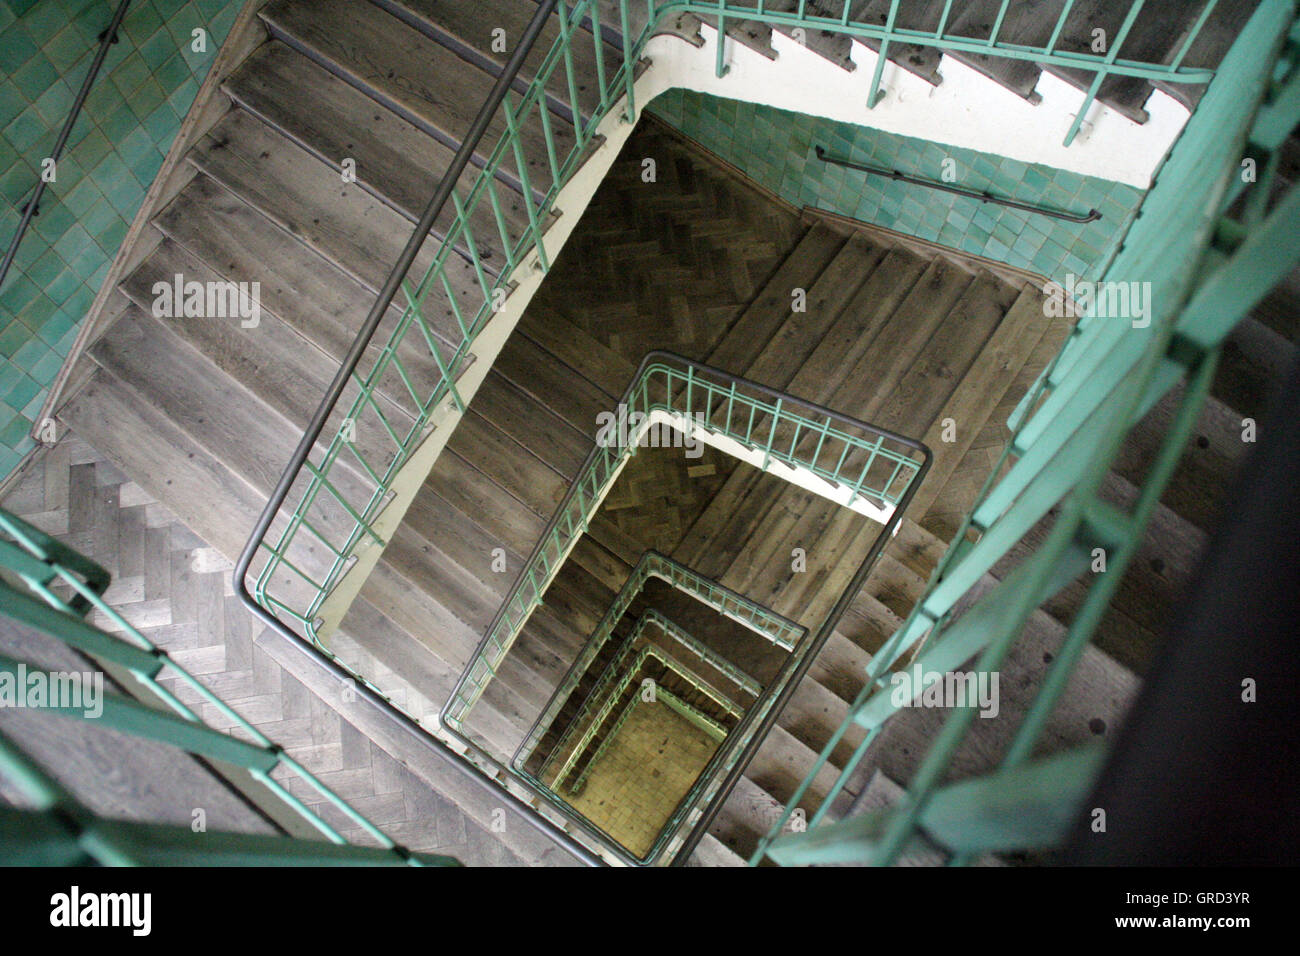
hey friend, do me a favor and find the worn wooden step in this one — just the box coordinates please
[766,1,856,72]
[872,270,1019,437]
[117,239,408,491]
[1048,0,1261,120]
[844,769,948,865]
[853,590,1137,795]
[743,234,885,389]
[55,370,319,616]
[58,372,262,564]
[467,370,592,480]
[152,172,471,397]
[380,0,624,122]
[414,450,547,561]
[444,409,569,520]
[785,244,930,406]
[223,40,534,266]
[1213,315,1296,422]
[88,307,372,558]
[908,284,1053,522]
[846,0,946,87]
[189,109,481,350]
[261,0,575,198]
[1113,386,1248,532]
[706,223,846,377]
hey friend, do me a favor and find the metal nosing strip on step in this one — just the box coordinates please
[259,14,545,207]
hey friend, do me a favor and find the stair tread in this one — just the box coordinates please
[847,0,946,86]
[118,238,407,488]
[223,40,532,265]
[58,370,263,563]
[261,0,574,197]
[189,109,481,351]
[152,172,471,401]
[384,0,624,122]
[706,223,846,376]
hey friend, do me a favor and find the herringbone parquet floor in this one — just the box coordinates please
[0,435,526,865]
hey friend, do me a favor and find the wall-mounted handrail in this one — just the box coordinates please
[0,0,132,293]
[814,146,1102,223]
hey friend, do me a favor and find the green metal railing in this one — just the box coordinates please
[239,0,1222,652]
[229,0,1235,864]
[752,0,1300,866]
[626,607,762,698]
[547,642,735,791]
[0,507,455,866]
[444,355,920,730]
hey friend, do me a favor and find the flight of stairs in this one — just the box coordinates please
[708,0,1262,120]
[45,0,1297,864]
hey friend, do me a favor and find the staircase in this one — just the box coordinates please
[38,0,1298,864]
[713,0,1261,118]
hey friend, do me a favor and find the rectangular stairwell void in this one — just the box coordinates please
[515,557,798,861]
[441,354,930,865]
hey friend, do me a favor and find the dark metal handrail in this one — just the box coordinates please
[0,0,132,292]
[815,146,1103,224]
[229,0,603,865]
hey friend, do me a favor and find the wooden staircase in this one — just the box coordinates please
[714,1,1262,121]
[45,0,1297,865]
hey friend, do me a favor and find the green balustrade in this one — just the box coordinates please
[752,0,1300,866]
[243,0,1214,652]
[0,507,456,866]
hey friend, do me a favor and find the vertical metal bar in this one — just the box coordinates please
[867,0,899,108]
[1063,0,1147,146]
[1170,0,1220,71]
[716,0,730,77]
[1046,0,1079,54]
[621,0,638,119]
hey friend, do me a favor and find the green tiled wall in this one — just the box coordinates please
[0,0,242,479]
[649,89,1145,283]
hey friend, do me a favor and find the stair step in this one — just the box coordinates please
[908,283,1053,521]
[706,223,846,376]
[189,109,481,351]
[786,244,930,406]
[117,239,407,489]
[58,372,262,564]
[858,595,1138,790]
[766,1,856,72]
[151,172,470,398]
[847,0,946,87]
[468,371,592,480]
[379,0,624,123]
[744,234,886,389]
[872,270,1019,437]
[260,0,575,198]
[223,40,533,265]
